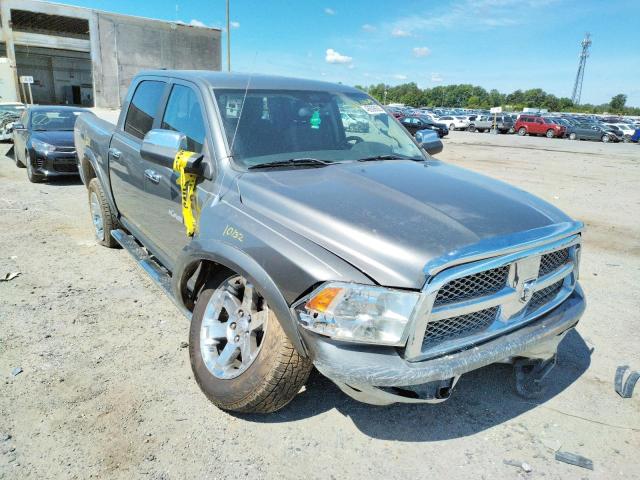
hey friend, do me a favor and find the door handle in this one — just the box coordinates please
[144,169,161,184]
[108,148,121,159]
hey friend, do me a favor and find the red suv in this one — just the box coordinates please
[515,115,566,138]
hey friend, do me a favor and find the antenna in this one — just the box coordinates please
[571,33,591,105]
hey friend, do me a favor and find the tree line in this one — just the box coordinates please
[354,82,638,115]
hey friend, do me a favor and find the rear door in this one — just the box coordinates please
[144,80,213,264]
[108,78,168,239]
[13,109,29,161]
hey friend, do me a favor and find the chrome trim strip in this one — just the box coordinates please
[422,221,583,278]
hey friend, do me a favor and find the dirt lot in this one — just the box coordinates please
[1,132,639,479]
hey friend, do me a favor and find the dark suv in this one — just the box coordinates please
[401,116,449,137]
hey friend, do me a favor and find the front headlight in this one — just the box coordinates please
[31,139,56,153]
[294,282,420,345]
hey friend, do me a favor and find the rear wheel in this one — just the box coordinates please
[26,152,44,183]
[546,129,555,138]
[518,127,527,136]
[190,272,312,413]
[468,124,476,132]
[88,178,118,248]
[569,132,577,140]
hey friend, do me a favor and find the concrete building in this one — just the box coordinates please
[0,0,221,108]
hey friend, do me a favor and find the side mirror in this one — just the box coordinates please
[140,129,186,167]
[140,129,206,176]
[415,129,443,156]
[12,122,24,130]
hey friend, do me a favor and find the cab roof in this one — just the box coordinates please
[138,70,363,94]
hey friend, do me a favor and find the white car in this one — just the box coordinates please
[0,102,26,141]
[437,115,470,131]
[606,123,636,138]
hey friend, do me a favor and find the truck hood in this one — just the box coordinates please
[237,160,570,289]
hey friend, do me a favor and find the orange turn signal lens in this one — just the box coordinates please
[305,287,342,313]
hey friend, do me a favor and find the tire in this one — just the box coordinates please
[190,272,312,413]
[450,123,456,131]
[26,152,44,183]
[518,127,527,136]
[623,135,631,143]
[15,149,25,168]
[468,124,476,132]
[601,134,610,143]
[87,178,119,248]
[569,132,577,140]
[546,129,555,138]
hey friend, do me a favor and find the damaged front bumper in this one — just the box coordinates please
[303,285,585,405]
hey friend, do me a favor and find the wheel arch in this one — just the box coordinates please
[173,246,309,357]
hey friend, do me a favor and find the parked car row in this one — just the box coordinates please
[388,104,640,144]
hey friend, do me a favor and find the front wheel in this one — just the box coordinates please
[602,134,610,143]
[468,124,476,132]
[569,132,577,140]
[518,127,527,136]
[26,153,44,183]
[450,123,456,131]
[546,129,555,138]
[190,273,312,413]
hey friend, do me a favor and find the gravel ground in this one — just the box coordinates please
[1,132,639,479]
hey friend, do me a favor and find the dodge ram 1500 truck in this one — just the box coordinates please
[75,71,585,413]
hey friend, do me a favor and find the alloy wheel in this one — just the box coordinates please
[90,191,104,241]
[200,276,268,379]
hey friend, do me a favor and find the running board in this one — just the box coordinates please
[111,229,192,320]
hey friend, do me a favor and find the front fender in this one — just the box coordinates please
[171,196,373,356]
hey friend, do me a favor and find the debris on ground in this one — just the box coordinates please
[615,365,639,398]
[555,451,594,470]
[1,272,20,282]
[0,433,11,442]
[10,367,23,377]
[503,459,533,473]
[180,341,189,349]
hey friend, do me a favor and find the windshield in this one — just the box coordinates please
[0,105,25,114]
[30,110,84,131]
[213,89,424,168]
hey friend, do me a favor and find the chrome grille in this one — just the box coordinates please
[423,307,498,347]
[434,265,509,306]
[539,248,570,277]
[527,280,564,314]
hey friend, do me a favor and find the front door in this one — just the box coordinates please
[143,81,214,265]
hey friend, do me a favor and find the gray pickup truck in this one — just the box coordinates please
[75,71,585,413]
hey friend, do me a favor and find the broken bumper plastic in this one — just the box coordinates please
[303,284,585,405]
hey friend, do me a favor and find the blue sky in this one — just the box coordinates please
[63,0,640,106]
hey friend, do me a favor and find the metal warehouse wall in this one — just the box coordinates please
[95,12,221,108]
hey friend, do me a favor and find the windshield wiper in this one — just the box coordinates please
[356,154,422,162]
[248,158,331,170]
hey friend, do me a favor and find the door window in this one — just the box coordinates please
[124,80,166,140]
[161,84,206,153]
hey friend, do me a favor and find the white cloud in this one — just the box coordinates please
[413,46,431,57]
[431,73,443,82]
[189,19,207,27]
[362,24,376,32]
[391,28,411,37]
[230,21,240,29]
[324,8,336,15]
[325,48,352,65]
[393,74,408,80]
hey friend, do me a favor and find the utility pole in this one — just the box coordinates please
[571,33,591,105]
[383,86,388,105]
[226,0,231,72]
